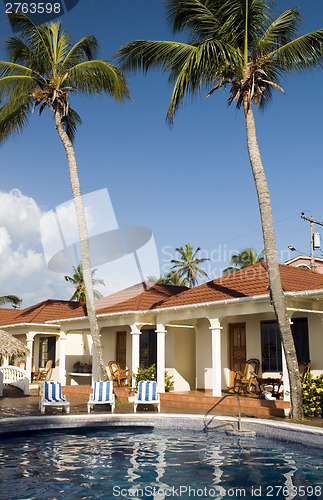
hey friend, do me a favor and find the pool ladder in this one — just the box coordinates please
[203,393,242,432]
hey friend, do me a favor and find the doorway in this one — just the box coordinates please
[229,323,246,386]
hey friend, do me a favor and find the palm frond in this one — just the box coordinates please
[66,60,130,101]
[0,94,31,143]
[116,39,197,74]
[258,9,302,53]
[166,39,241,121]
[166,0,222,39]
[0,294,22,306]
[0,75,38,102]
[270,30,323,72]
[61,36,99,71]
[0,60,37,77]
[61,107,82,143]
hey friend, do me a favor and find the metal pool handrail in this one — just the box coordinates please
[203,393,242,431]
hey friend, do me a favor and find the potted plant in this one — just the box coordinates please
[72,361,81,373]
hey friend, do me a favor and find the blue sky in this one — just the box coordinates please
[0,1,323,306]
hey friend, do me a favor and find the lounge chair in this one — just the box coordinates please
[299,361,311,382]
[107,361,130,386]
[134,380,160,412]
[87,381,115,413]
[39,381,70,414]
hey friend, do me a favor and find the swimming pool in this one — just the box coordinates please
[0,425,322,499]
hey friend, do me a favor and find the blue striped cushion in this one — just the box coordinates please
[93,381,112,402]
[138,381,157,401]
[43,381,63,402]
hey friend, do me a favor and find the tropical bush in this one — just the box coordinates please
[302,374,323,417]
[134,364,174,392]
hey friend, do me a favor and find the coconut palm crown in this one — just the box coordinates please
[117,0,323,419]
[223,248,264,275]
[64,264,105,302]
[117,0,323,122]
[171,243,209,287]
[0,13,130,141]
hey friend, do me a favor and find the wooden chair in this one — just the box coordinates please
[299,361,311,382]
[33,360,53,382]
[17,360,26,370]
[107,361,130,386]
[231,358,260,394]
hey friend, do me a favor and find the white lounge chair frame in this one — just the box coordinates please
[134,380,160,412]
[88,381,115,413]
[39,381,70,414]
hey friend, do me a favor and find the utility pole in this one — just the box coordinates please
[301,213,323,271]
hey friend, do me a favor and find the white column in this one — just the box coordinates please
[26,333,34,382]
[156,324,166,394]
[59,332,67,385]
[130,324,141,388]
[92,344,98,383]
[281,343,290,402]
[209,318,222,397]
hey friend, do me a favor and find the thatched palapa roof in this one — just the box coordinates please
[0,330,29,358]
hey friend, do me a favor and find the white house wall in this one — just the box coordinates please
[171,326,196,391]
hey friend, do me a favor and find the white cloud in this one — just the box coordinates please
[0,190,70,307]
[0,189,43,246]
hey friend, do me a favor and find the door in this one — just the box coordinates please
[116,331,127,370]
[229,323,246,386]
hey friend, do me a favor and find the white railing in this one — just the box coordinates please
[0,365,29,396]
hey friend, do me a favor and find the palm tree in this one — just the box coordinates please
[0,13,130,379]
[223,248,264,275]
[117,0,323,418]
[0,295,21,308]
[64,264,105,302]
[148,271,188,286]
[170,244,209,287]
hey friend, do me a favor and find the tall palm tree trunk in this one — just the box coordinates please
[55,111,105,381]
[243,96,303,419]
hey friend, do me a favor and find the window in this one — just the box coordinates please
[39,337,56,368]
[261,321,282,372]
[261,318,309,372]
[140,329,157,369]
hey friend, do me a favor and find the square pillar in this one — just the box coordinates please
[26,334,35,382]
[130,324,141,388]
[209,318,222,397]
[59,332,67,385]
[156,324,166,393]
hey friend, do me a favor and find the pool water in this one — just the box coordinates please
[0,426,322,499]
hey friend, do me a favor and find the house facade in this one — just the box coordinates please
[1,263,323,402]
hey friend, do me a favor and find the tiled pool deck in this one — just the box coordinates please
[1,386,323,442]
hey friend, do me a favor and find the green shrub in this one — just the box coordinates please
[134,363,174,392]
[302,373,323,417]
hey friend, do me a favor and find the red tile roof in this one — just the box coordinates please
[0,300,87,327]
[1,264,322,326]
[95,282,187,314]
[159,262,323,309]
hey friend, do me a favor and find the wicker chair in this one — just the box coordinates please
[107,361,130,386]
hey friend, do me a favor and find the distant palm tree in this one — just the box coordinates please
[64,264,105,302]
[0,295,21,308]
[148,271,188,287]
[223,248,264,275]
[116,0,323,418]
[171,244,209,288]
[0,13,130,379]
